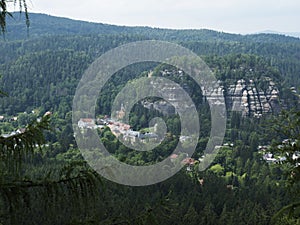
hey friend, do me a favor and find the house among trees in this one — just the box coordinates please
[78,118,97,129]
[181,157,197,171]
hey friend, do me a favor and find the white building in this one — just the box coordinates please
[78,118,97,129]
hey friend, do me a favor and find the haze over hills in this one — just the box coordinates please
[3,13,300,43]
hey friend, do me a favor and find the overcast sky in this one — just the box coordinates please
[11,0,300,34]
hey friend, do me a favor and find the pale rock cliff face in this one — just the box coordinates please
[225,78,279,117]
[145,68,280,118]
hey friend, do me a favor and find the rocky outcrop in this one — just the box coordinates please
[225,78,279,117]
[145,67,280,118]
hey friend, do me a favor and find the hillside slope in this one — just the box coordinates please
[3,13,300,43]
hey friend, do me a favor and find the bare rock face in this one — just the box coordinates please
[144,67,280,118]
[224,77,280,117]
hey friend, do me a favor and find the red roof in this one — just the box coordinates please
[80,118,94,123]
[181,157,195,165]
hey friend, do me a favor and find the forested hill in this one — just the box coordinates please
[1,13,300,116]
[2,12,300,225]
[3,13,300,43]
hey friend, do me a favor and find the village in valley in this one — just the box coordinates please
[78,114,202,171]
[78,110,300,172]
[258,139,300,165]
[77,111,159,144]
[76,100,205,171]
[0,110,51,138]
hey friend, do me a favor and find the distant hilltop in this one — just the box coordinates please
[259,30,300,39]
[3,12,300,43]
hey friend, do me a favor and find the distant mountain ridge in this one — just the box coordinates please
[259,30,300,38]
[3,13,300,43]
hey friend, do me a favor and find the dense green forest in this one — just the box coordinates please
[1,13,300,225]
